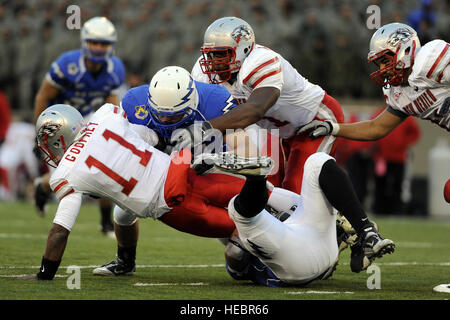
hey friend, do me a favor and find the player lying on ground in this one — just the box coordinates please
[208,151,395,287]
[297,22,449,204]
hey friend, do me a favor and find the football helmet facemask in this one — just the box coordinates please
[147,66,200,139]
[36,104,85,168]
[367,22,421,87]
[200,17,255,84]
[81,16,117,63]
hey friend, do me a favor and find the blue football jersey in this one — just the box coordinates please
[121,81,236,134]
[46,49,125,117]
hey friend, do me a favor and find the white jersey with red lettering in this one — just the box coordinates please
[50,103,171,231]
[192,44,326,138]
[383,39,450,131]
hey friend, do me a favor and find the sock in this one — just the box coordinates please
[117,245,136,264]
[319,159,373,235]
[234,176,268,218]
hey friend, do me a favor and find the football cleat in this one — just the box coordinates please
[93,258,135,276]
[203,152,274,177]
[350,223,395,273]
[34,177,51,217]
[336,213,358,252]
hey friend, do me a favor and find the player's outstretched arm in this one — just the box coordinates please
[337,109,405,141]
[298,108,405,141]
[209,87,280,132]
[28,223,70,280]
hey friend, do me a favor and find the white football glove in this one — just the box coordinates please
[170,121,214,152]
[296,120,339,138]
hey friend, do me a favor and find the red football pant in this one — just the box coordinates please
[160,150,245,238]
[281,93,344,194]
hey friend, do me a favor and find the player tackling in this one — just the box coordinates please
[298,22,450,203]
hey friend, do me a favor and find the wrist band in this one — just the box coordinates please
[36,256,61,280]
[331,122,340,135]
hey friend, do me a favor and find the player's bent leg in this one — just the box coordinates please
[316,155,395,273]
[159,204,236,238]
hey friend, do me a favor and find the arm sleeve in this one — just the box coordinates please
[52,192,83,232]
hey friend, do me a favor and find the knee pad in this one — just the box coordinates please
[113,205,138,226]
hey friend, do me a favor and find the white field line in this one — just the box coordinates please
[0,264,225,270]
[134,282,208,286]
[285,290,354,295]
[1,262,450,271]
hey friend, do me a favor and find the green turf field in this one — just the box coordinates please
[1,200,449,301]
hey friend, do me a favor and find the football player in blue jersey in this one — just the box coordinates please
[92,66,241,275]
[33,17,125,236]
[120,65,236,153]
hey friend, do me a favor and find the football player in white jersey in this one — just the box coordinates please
[189,17,344,194]
[200,151,395,287]
[30,103,249,280]
[298,22,450,204]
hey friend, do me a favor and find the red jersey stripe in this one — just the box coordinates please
[54,180,68,193]
[251,68,282,88]
[243,57,279,84]
[60,188,75,199]
[426,43,449,78]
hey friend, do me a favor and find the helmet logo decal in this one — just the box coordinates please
[38,123,61,139]
[134,105,149,120]
[173,77,194,108]
[231,25,253,44]
[387,28,413,47]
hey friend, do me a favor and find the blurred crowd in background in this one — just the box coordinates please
[0,0,448,215]
[0,0,449,113]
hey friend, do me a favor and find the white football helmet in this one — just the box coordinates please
[36,104,85,167]
[367,22,421,86]
[81,16,117,63]
[200,17,255,83]
[147,66,200,138]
